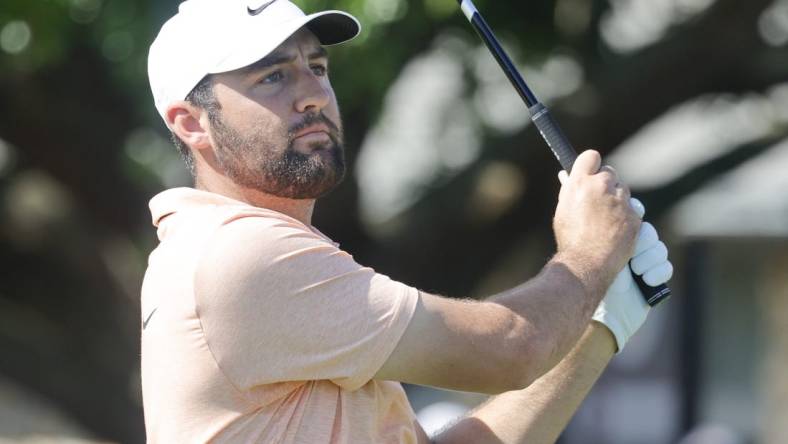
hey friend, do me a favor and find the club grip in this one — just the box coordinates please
[529,103,578,172]
[529,103,671,307]
[633,272,671,306]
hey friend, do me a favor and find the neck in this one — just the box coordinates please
[195,173,316,226]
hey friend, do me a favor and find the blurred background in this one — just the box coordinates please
[0,0,786,442]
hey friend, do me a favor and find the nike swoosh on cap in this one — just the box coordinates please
[248,0,277,16]
[143,307,158,330]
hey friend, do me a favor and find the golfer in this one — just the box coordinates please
[141,1,673,442]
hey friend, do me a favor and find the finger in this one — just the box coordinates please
[598,164,618,179]
[631,241,669,275]
[643,261,674,286]
[615,182,632,201]
[597,165,619,188]
[633,222,659,256]
[558,170,568,185]
[629,198,645,219]
[571,150,602,177]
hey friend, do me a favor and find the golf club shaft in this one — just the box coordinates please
[458,0,671,306]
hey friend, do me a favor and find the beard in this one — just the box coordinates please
[208,110,346,200]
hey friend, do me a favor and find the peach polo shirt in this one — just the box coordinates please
[140,188,420,443]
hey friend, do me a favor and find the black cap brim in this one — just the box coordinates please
[304,11,361,46]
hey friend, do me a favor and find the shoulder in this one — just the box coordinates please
[209,209,337,262]
[194,210,358,301]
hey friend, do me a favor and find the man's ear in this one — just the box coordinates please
[166,101,211,150]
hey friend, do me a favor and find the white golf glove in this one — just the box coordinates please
[592,198,673,352]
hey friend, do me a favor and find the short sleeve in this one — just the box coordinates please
[193,214,419,391]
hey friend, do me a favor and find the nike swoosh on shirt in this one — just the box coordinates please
[142,307,158,330]
[247,0,277,16]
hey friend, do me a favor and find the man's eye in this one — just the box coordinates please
[311,64,327,76]
[262,71,284,84]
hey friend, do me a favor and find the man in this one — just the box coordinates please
[142,1,673,442]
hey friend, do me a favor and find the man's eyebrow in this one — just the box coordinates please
[239,46,328,76]
[239,53,296,75]
[308,46,328,60]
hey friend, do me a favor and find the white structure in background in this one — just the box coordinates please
[609,85,788,189]
[670,140,788,237]
[607,84,788,237]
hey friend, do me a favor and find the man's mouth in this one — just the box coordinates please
[293,124,331,140]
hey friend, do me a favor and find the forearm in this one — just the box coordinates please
[433,322,616,444]
[375,254,616,394]
[488,253,613,378]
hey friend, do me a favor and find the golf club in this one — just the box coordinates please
[457,0,671,306]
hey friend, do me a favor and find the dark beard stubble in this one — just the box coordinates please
[209,110,346,200]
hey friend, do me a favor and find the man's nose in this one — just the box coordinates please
[294,68,331,113]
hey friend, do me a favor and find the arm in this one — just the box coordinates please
[432,322,615,444]
[375,254,610,394]
[375,150,641,393]
[418,208,674,443]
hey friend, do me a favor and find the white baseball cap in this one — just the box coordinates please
[148,0,360,123]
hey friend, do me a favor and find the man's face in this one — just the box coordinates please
[206,29,345,199]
